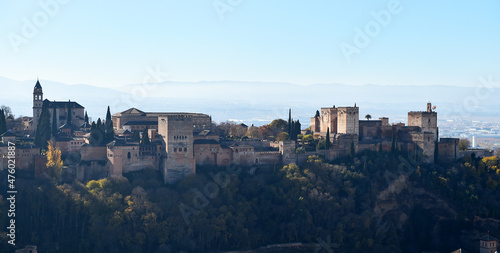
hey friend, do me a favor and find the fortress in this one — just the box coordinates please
[0,80,495,183]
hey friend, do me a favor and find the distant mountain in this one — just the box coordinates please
[1,76,499,126]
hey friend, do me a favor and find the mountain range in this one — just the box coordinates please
[1,76,499,126]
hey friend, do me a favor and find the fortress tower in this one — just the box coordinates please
[320,107,338,134]
[337,105,359,135]
[408,102,438,141]
[158,115,196,184]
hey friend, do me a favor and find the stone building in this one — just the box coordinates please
[312,104,359,136]
[32,80,85,131]
[158,114,196,184]
[408,102,438,141]
[438,138,460,162]
[479,234,498,253]
[112,107,211,133]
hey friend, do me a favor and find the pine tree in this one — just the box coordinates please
[66,100,72,127]
[105,106,115,143]
[326,127,331,150]
[0,109,6,135]
[35,100,52,150]
[141,127,151,145]
[52,103,58,137]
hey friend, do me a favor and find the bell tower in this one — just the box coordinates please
[32,79,44,130]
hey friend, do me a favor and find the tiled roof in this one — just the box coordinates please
[44,99,84,109]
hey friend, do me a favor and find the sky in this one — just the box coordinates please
[0,1,499,88]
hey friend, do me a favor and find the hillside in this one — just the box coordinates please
[1,150,499,252]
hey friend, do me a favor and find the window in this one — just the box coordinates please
[127,152,131,159]
[174,148,177,152]
[184,148,187,152]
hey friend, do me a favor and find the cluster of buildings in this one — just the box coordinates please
[0,80,495,184]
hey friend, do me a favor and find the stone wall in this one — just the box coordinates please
[438,138,459,162]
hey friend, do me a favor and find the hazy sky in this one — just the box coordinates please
[0,1,499,88]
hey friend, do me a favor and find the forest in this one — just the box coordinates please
[1,150,499,252]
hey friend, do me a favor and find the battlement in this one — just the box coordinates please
[165,114,193,120]
[255,151,281,155]
[408,111,436,115]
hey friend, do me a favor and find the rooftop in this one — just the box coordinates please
[479,234,498,241]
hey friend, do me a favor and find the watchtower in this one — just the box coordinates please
[158,115,195,184]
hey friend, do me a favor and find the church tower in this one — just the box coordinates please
[32,79,44,130]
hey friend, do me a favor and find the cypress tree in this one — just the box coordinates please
[84,111,89,125]
[295,120,301,139]
[0,109,6,135]
[35,100,52,150]
[288,108,292,140]
[350,140,355,158]
[132,130,140,142]
[90,119,105,146]
[326,127,331,150]
[105,106,114,143]
[52,102,58,137]
[141,127,151,145]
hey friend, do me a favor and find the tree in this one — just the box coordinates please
[315,110,320,118]
[316,140,326,150]
[288,109,292,139]
[0,109,6,135]
[258,125,273,140]
[90,119,105,146]
[246,125,260,139]
[302,134,314,142]
[269,119,288,134]
[229,124,246,138]
[141,127,151,145]
[326,127,331,150]
[0,105,13,118]
[46,138,63,182]
[66,100,72,127]
[459,139,470,151]
[365,114,372,120]
[132,130,141,142]
[84,111,89,125]
[52,103,58,137]
[105,106,115,143]
[350,141,356,157]
[276,132,289,142]
[35,101,52,150]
